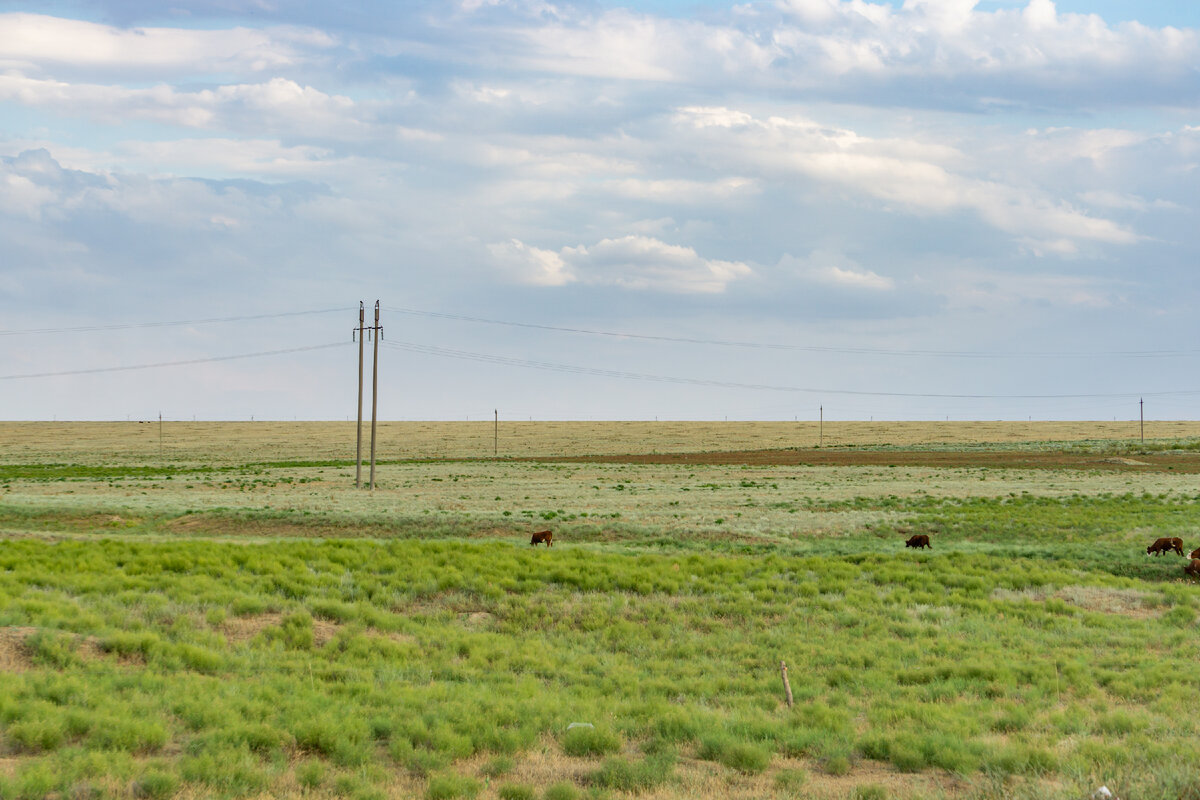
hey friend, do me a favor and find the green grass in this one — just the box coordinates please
[2,452,1200,799]
[0,533,1195,796]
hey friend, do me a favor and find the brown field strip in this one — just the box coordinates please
[538,448,1200,471]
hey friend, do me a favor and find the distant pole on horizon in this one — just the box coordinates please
[819,405,823,448]
[355,301,365,489]
[1140,397,1144,444]
[494,409,498,457]
[158,412,162,459]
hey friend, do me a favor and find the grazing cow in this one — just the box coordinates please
[530,530,553,547]
[1191,548,1200,560]
[905,534,931,549]
[1147,537,1184,556]
[1185,559,1200,580]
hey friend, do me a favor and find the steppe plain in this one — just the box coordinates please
[1,421,1199,800]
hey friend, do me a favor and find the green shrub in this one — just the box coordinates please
[132,770,178,800]
[561,726,620,758]
[293,715,370,766]
[819,753,852,776]
[175,643,224,673]
[25,630,80,668]
[542,783,579,800]
[88,717,167,753]
[853,784,888,800]
[698,735,770,774]
[7,718,66,753]
[589,752,675,792]
[425,773,480,800]
[296,759,325,789]
[480,756,515,778]
[497,783,536,800]
[179,746,268,794]
[773,769,807,792]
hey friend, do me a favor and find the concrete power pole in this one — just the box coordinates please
[354,302,365,489]
[369,301,382,490]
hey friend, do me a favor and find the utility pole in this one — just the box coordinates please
[494,409,498,457]
[158,412,163,459]
[354,302,365,489]
[819,404,823,448]
[1140,398,1144,444]
[369,301,382,490]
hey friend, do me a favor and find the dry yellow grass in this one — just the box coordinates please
[2,419,1196,465]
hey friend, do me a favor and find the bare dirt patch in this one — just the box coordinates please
[1053,585,1158,619]
[458,747,972,800]
[220,613,338,647]
[545,449,1200,472]
[992,586,1159,619]
[0,626,37,671]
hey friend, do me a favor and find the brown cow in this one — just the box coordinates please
[905,534,931,549]
[1147,537,1184,556]
[1185,559,1200,580]
[530,530,553,547]
[1191,548,1200,560]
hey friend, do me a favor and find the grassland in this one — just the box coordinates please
[4,420,1200,465]
[1,422,1199,800]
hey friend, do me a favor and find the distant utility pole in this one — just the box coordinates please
[819,405,823,448]
[369,301,382,490]
[1140,398,1144,444]
[494,409,498,456]
[354,302,365,489]
[158,412,163,458]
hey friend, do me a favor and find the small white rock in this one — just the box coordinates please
[566,722,594,730]
[1092,786,1113,800]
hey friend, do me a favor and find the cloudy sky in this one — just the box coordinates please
[1,0,1198,422]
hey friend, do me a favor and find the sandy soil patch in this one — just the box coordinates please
[220,613,339,646]
[0,626,38,671]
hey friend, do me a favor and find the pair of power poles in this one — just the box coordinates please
[355,301,382,489]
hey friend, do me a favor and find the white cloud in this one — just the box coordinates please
[783,250,897,291]
[0,172,57,220]
[490,235,752,293]
[434,1,1200,110]
[603,176,759,203]
[0,74,364,137]
[937,267,1124,310]
[0,13,332,75]
[488,239,574,286]
[673,105,1139,251]
[818,265,895,290]
[1078,190,1179,212]
[115,138,342,177]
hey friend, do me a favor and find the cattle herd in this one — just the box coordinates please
[1146,536,1200,579]
[903,532,1200,580]
[529,527,1200,579]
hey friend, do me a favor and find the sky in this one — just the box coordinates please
[1,0,1198,422]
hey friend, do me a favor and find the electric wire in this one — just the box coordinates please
[384,340,1200,400]
[385,305,1200,360]
[0,343,348,380]
[0,307,353,337]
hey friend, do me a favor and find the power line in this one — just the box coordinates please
[385,305,1199,360]
[0,307,353,337]
[384,339,1200,400]
[0,343,348,380]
